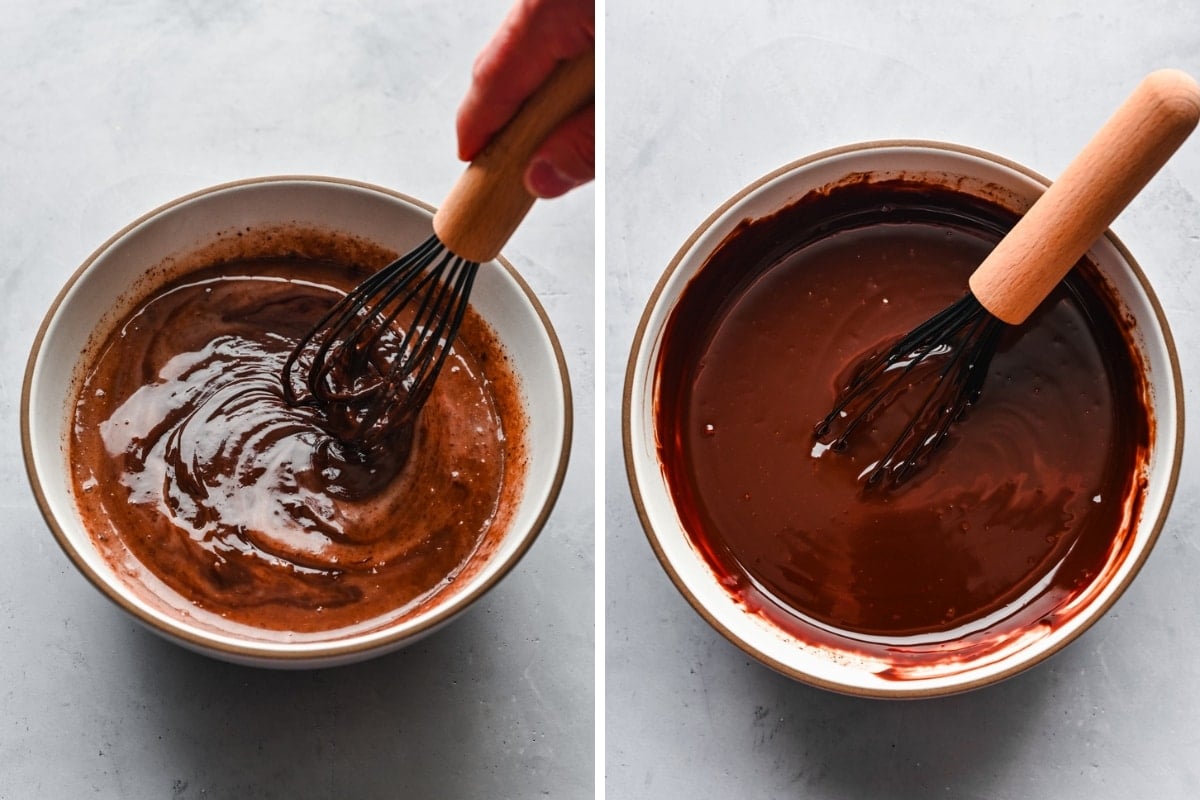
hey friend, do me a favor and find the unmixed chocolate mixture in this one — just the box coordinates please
[71,247,524,638]
[656,179,1150,660]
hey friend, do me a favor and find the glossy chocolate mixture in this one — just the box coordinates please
[656,179,1150,658]
[71,250,524,638]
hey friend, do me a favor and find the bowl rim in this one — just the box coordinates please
[622,138,1184,697]
[21,173,574,663]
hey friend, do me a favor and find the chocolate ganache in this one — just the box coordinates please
[655,178,1150,662]
[70,232,525,639]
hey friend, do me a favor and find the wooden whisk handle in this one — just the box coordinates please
[969,69,1200,325]
[433,49,595,263]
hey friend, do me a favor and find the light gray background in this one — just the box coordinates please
[607,2,1200,798]
[2,2,594,798]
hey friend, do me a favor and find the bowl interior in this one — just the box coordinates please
[625,142,1181,697]
[24,176,571,667]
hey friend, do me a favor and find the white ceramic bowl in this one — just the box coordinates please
[624,141,1182,697]
[23,176,572,668]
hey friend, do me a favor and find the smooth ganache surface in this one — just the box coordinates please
[70,250,524,639]
[655,179,1150,663]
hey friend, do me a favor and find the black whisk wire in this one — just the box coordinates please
[815,293,1004,488]
[281,233,479,452]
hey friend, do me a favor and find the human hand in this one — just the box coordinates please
[456,0,595,199]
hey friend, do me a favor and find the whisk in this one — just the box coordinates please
[282,50,593,451]
[815,69,1200,487]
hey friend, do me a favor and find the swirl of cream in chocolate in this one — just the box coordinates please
[72,255,523,637]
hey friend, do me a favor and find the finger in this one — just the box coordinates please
[523,104,595,199]
[456,0,594,162]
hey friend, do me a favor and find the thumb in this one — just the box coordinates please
[524,105,595,199]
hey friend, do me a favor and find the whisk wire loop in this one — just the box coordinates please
[383,250,478,419]
[870,305,1001,485]
[816,293,1003,487]
[281,233,480,453]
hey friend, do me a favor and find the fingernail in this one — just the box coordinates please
[526,160,578,199]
